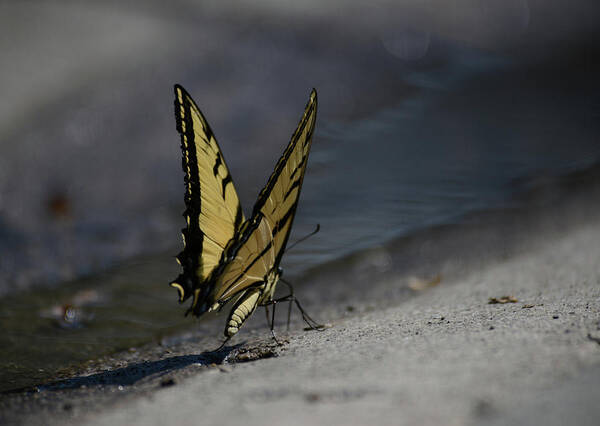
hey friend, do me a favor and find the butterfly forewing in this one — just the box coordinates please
[211,90,318,304]
[171,85,245,303]
[258,90,317,266]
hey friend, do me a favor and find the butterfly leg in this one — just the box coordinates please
[264,304,272,330]
[278,278,326,331]
[263,304,280,344]
[275,279,295,330]
[270,301,280,343]
[286,295,292,331]
[293,298,324,331]
[212,336,231,352]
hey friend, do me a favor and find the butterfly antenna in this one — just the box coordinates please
[285,224,320,253]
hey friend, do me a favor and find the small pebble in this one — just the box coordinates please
[305,392,320,403]
[160,378,176,387]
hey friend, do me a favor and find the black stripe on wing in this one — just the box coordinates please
[172,86,203,303]
[251,90,317,219]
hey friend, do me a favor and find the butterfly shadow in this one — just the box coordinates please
[16,344,243,394]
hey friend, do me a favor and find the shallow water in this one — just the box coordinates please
[0,257,188,392]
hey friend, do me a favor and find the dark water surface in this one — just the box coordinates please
[281,51,600,274]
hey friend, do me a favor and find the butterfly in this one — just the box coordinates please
[169,85,321,342]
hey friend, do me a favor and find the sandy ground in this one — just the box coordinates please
[85,222,600,426]
[1,176,599,426]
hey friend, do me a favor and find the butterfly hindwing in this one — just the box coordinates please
[170,85,244,305]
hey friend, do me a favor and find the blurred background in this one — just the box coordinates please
[1,0,599,390]
[2,0,600,294]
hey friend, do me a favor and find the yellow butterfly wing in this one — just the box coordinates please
[211,89,318,306]
[170,85,245,305]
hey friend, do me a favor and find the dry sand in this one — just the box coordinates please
[85,222,600,426]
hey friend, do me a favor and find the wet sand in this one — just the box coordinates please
[2,168,599,426]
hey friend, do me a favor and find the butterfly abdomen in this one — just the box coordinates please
[225,288,261,337]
